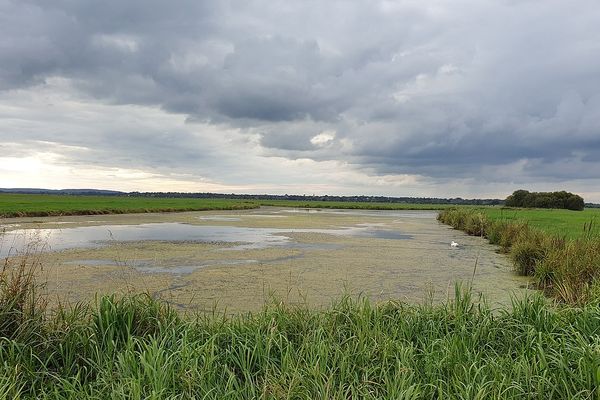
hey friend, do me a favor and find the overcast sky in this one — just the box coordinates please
[1,1,600,200]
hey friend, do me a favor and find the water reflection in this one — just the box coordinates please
[0,222,411,257]
[1,208,530,311]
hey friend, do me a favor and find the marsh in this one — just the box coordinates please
[1,207,529,312]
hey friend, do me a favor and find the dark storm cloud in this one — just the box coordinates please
[1,0,600,187]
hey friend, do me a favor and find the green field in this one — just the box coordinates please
[0,194,259,217]
[0,193,469,218]
[481,207,600,239]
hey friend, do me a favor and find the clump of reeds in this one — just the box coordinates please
[508,228,560,276]
[0,243,47,343]
[535,237,600,304]
[1,279,600,399]
[438,208,600,305]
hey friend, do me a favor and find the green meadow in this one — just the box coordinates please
[0,194,258,218]
[0,193,465,218]
[482,207,600,239]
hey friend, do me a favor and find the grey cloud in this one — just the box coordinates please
[1,0,600,193]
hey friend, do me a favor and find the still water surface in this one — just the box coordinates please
[0,207,529,312]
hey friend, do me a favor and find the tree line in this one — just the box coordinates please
[505,190,585,211]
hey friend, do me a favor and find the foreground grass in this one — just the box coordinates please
[439,208,600,304]
[2,257,600,399]
[0,194,258,218]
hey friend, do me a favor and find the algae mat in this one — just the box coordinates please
[0,207,530,312]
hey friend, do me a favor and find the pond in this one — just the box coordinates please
[0,207,530,312]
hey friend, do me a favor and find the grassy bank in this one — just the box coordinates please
[2,257,599,399]
[483,207,600,239]
[0,194,259,218]
[438,208,600,304]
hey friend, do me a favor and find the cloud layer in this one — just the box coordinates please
[1,0,600,200]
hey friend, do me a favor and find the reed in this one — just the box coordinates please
[438,208,600,304]
[1,277,599,399]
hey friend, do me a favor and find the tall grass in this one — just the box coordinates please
[1,251,600,398]
[0,244,47,343]
[438,208,600,304]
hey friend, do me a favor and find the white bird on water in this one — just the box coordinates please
[450,241,459,248]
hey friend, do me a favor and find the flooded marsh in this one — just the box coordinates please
[0,207,530,312]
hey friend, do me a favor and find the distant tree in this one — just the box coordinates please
[534,195,552,209]
[566,195,585,211]
[505,190,585,211]
[505,190,530,207]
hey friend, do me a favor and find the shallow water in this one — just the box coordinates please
[1,207,530,312]
[0,222,410,256]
